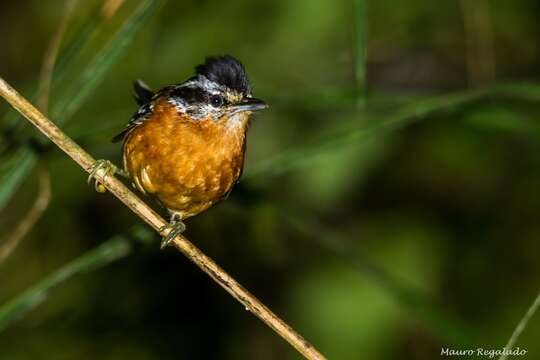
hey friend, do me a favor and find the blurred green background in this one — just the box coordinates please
[1,0,540,359]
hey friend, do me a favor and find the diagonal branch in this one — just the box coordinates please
[0,77,326,360]
[0,0,74,266]
[499,290,540,360]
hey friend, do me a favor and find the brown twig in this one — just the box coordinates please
[0,168,51,265]
[459,0,496,86]
[499,290,540,360]
[0,1,74,264]
[0,78,327,360]
[37,0,78,112]
[101,0,125,19]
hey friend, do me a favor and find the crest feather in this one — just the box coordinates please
[195,55,251,95]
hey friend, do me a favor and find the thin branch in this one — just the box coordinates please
[0,168,51,266]
[0,0,73,265]
[0,78,327,360]
[354,0,367,106]
[101,0,125,19]
[37,0,78,112]
[459,0,496,86]
[499,290,540,360]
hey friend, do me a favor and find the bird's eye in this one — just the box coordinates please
[210,95,224,107]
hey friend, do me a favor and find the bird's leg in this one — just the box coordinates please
[159,213,186,249]
[88,159,128,192]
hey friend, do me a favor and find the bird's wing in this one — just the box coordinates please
[133,79,154,105]
[112,101,154,143]
[112,80,158,143]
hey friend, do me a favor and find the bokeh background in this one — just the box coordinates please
[1,0,540,359]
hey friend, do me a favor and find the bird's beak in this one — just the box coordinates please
[231,97,268,113]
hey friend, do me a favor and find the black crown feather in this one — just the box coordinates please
[195,55,251,95]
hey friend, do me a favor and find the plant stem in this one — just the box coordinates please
[0,232,138,332]
[37,0,78,112]
[0,77,327,360]
[354,0,367,106]
[499,290,540,360]
[0,167,51,266]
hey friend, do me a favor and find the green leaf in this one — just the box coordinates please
[1,2,101,137]
[278,204,476,347]
[51,0,162,125]
[244,83,540,180]
[0,0,161,213]
[0,226,154,332]
[0,149,37,212]
[52,4,104,87]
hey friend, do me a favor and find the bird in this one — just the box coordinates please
[90,55,267,248]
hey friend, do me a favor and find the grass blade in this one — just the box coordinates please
[284,207,476,347]
[354,0,367,104]
[52,0,162,125]
[0,0,161,213]
[52,5,105,85]
[499,290,540,360]
[0,227,154,332]
[245,83,540,180]
[0,149,36,212]
[227,202,476,347]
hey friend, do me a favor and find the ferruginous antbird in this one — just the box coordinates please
[91,55,267,248]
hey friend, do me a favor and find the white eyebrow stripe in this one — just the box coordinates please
[192,75,228,93]
[178,76,231,98]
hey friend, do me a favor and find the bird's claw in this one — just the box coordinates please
[159,220,186,249]
[88,159,119,193]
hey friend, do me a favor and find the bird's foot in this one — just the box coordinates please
[159,216,186,249]
[88,159,127,192]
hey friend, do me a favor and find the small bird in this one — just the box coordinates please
[92,55,266,248]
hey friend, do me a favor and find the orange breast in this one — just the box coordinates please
[123,101,247,218]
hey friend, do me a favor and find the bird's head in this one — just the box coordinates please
[167,55,267,126]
